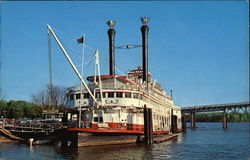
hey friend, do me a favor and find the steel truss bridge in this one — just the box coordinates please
[181,102,250,113]
[180,102,250,130]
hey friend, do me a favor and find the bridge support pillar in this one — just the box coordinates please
[222,110,227,129]
[181,113,186,132]
[191,112,196,128]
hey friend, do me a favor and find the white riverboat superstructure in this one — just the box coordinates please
[66,66,182,134]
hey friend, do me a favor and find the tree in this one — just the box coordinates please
[32,84,67,110]
[0,100,42,119]
[6,100,24,119]
[0,99,7,118]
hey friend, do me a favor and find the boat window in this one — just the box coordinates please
[94,117,98,122]
[102,92,106,98]
[84,93,89,99]
[99,117,103,122]
[125,92,132,98]
[70,94,74,100]
[76,93,81,99]
[95,92,100,98]
[133,93,139,99]
[116,92,123,98]
[108,92,114,98]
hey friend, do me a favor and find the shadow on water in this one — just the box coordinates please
[55,143,156,160]
[52,135,183,160]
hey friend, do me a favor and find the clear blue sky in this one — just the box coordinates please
[1,1,248,106]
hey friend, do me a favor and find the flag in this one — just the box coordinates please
[77,37,84,44]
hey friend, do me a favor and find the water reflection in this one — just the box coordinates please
[56,144,155,160]
[0,123,249,160]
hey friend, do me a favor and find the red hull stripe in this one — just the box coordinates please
[67,128,144,134]
[66,128,170,134]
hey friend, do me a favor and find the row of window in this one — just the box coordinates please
[94,117,103,123]
[69,92,140,100]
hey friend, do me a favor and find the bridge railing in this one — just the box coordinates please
[181,102,250,113]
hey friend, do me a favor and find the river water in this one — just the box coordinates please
[0,122,249,160]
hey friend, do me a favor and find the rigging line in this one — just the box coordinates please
[49,26,83,57]
[60,40,82,57]
[60,39,96,69]
[50,26,63,35]
[84,54,95,65]
[84,45,96,51]
[76,56,94,67]
[98,52,126,76]
[59,35,97,60]
[50,27,97,59]
[75,53,96,69]
[51,26,89,53]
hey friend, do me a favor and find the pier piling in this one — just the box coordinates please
[190,112,196,128]
[143,105,153,144]
[59,130,78,149]
[222,110,227,129]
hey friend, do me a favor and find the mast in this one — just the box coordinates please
[47,24,98,105]
[95,50,103,106]
[48,30,53,107]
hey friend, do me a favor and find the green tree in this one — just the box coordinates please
[0,99,7,118]
[6,100,24,118]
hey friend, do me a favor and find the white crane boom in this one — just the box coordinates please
[47,24,98,105]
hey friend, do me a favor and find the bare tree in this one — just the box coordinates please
[32,84,67,109]
[49,85,67,107]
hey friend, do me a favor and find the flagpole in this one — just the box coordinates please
[81,34,85,86]
[79,34,85,128]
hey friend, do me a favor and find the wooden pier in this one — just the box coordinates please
[0,119,63,139]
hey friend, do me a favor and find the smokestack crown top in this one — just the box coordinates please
[107,20,116,28]
[140,17,149,25]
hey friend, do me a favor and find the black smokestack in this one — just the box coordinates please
[107,20,116,75]
[140,17,149,88]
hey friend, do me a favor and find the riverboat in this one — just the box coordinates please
[47,17,182,138]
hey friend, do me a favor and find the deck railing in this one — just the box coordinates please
[0,119,63,133]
